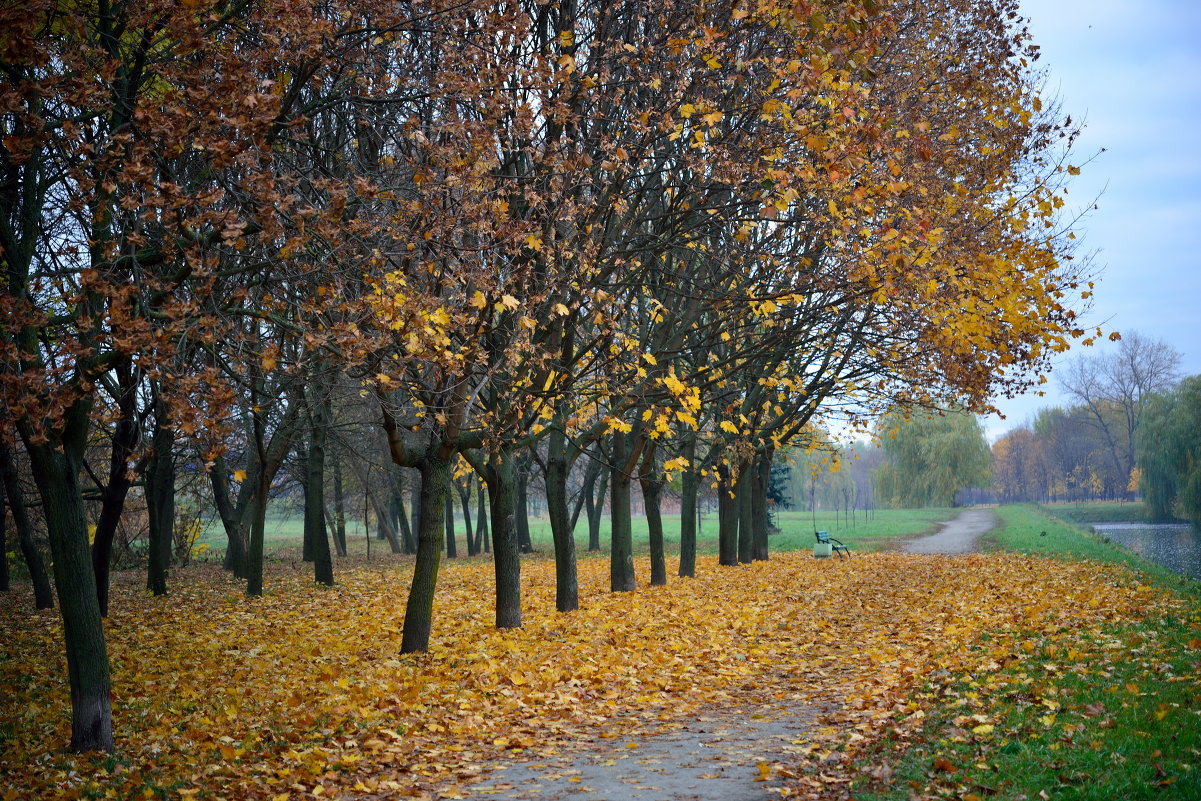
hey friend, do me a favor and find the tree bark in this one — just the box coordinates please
[639,444,667,586]
[609,431,637,592]
[331,457,348,557]
[515,469,533,553]
[0,438,54,608]
[145,389,175,596]
[401,445,452,652]
[444,491,457,558]
[304,389,334,586]
[458,481,476,556]
[477,479,490,554]
[586,466,607,552]
[406,470,420,552]
[717,464,739,566]
[544,425,579,612]
[737,465,753,564]
[0,491,8,591]
[91,367,140,617]
[299,447,313,563]
[751,451,772,562]
[23,437,114,752]
[245,486,268,597]
[484,449,521,628]
[677,437,698,578]
[369,492,404,554]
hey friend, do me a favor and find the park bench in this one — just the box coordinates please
[813,530,850,559]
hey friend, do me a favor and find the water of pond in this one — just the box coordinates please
[1091,522,1201,581]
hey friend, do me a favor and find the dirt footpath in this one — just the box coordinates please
[475,702,816,801]
[901,508,997,554]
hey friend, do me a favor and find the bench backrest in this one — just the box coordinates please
[815,530,830,543]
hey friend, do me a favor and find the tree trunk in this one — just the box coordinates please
[91,382,139,617]
[0,492,8,591]
[639,445,667,586]
[586,466,607,552]
[304,390,334,586]
[717,465,739,566]
[0,439,54,608]
[737,465,753,564]
[545,425,579,612]
[222,521,249,578]
[516,471,533,553]
[403,473,417,554]
[458,481,476,556]
[24,439,113,752]
[484,449,521,628]
[331,458,348,557]
[751,451,772,562]
[609,431,637,592]
[370,493,404,554]
[477,479,490,554]
[145,391,175,596]
[677,437,698,578]
[444,491,457,558]
[299,447,313,563]
[212,466,248,579]
[245,487,268,597]
[401,446,452,652]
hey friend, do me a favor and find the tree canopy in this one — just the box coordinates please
[2,0,1094,752]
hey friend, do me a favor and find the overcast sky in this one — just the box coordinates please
[981,0,1201,439]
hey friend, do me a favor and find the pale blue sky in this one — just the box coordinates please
[983,0,1201,439]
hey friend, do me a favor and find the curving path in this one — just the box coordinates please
[475,702,815,800]
[901,508,997,554]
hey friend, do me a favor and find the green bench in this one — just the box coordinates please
[813,530,850,559]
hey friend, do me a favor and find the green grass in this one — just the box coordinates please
[983,504,1196,592]
[852,610,1201,801]
[1042,500,1172,525]
[848,504,1201,801]
[194,505,960,561]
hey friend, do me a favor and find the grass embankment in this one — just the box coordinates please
[850,504,1201,801]
[1041,500,1171,525]
[196,507,958,562]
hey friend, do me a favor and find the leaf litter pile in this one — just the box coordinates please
[0,552,1189,800]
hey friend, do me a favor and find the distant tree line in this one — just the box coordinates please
[991,333,1195,522]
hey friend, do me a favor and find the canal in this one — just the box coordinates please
[1091,522,1201,581]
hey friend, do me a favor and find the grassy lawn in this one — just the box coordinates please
[849,504,1201,801]
[195,505,959,561]
[1041,500,1173,525]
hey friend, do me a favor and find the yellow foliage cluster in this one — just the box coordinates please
[0,554,1177,800]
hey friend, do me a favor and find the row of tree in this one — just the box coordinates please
[2,0,1090,752]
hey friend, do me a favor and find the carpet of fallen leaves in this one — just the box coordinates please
[0,552,1187,800]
